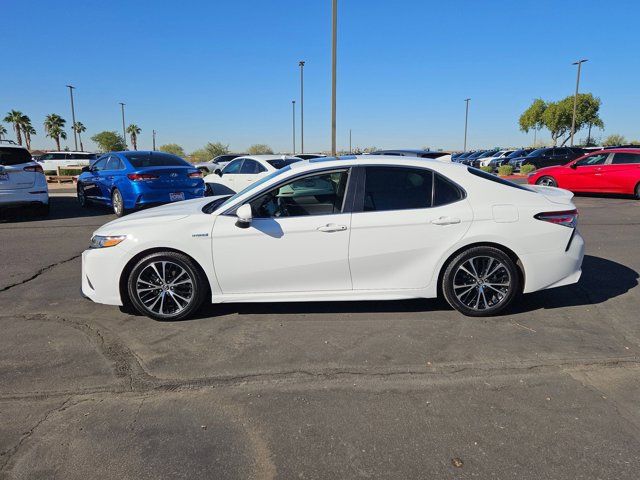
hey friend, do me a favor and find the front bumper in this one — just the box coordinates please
[81,248,126,306]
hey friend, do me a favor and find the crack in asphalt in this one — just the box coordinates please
[0,254,82,293]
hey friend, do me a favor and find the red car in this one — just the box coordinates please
[528,148,640,198]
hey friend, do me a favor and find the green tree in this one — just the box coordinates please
[602,134,626,146]
[126,124,142,150]
[247,144,273,155]
[159,143,186,157]
[0,124,7,139]
[18,115,35,150]
[190,142,230,163]
[3,110,25,145]
[91,131,127,152]
[43,113,67,151]
[73,122,86,151]
[519,98,546,136]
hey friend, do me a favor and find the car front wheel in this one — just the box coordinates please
[536,176,557,187]
[442,246,520,317]
[127,251,207,321]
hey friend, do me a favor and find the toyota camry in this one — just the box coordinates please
[81,156,584,320]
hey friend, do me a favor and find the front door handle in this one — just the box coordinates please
[431,216,461,226]
[317,224,348,233]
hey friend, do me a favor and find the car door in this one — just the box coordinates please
[599,152,640,193]
[237,159,268,188]
[211,168,353,294]
[563,152,610,191]
[100,155,126,196]
[348,166,473,290]
[81,157,108,201]
[216,158,244,193]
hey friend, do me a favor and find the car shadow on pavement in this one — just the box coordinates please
[0,196,112,223]
[178,255,637,321]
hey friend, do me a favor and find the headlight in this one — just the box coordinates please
[90,235,127,249]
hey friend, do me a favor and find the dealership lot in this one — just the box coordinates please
[1,193,639,478]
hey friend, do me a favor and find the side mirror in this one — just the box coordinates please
[570,163,578,169]
[235,204,252,229]
[215,169,222,176]
[81,166,91,173]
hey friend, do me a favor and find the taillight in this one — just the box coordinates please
[127,173,159,181]
[188,171,202,178]
[24,164,44,174]
[534,209,578,228]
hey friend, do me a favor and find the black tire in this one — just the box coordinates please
[442,246,520,317]
[77,184,89,207]
[112,188,126,217]
[36,202,50,217]
[127,251,208,321]
[536,176,557,187]
[635,183,640,200]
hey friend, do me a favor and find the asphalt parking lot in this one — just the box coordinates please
[1,191,639,479]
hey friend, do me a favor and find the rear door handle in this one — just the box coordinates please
[317,224,348,233]
[431,216,461,226]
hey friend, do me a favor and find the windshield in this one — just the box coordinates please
[267,158,302,169]
[525,148,547,158]
[479,150,499,158]
[208,166,292,213]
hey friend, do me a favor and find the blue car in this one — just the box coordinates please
[77,151,205,216]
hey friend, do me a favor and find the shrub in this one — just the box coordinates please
[497,165,514,177]
[479,166,494,173]
[520,164,536,175]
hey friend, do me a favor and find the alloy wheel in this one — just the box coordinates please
[452,256,512,312]
[112,190,124,216]
[134,260,195,317]
[536,176,557,187]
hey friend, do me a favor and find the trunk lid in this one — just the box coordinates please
[134,166,201,190]
[526,184,575,206]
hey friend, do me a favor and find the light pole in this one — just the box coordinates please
[299,61,305,154]
[292,100,296,155]
[66,85,78,151]
[349,128,352,154]
[119,102,127,149]
[152,130,156,150]
[570,59,588,147]
[463,98,471,152]
[331,0,337,156]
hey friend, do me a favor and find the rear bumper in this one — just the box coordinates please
[124,187,205,209]
[519,229,585,293]
[0,190,49,208]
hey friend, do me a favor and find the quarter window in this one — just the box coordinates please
[433,173,464,206]
[611,153,640,164]
[249,170,349,218]
[363,167,433,211]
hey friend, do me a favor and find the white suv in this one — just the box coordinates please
[37,151,97,173]
[0,142,49,216]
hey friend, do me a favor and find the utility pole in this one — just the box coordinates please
[570,59,588,147]
[349,129,352,154]
[152,130,156,150]
[292,100,296,155]
[119,102,127,149]
[463,98,471,152]
[299,61,305,154]
[66,85,78,151]
[331,0,337,156]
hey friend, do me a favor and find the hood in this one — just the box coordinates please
[96,196,216,234]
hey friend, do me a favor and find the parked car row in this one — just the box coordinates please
[453,147,588,172]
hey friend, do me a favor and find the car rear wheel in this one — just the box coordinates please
[127,251,207,321]
[635,183,640,200]
[536,176,557,187]
[77,185,89,207]
[112,188,126,217]
[442,246,520,317]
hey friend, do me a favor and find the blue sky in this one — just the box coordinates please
[2,0,639,153]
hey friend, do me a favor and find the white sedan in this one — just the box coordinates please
[82,155,584,320]
[479,150,513,168]
[203,155,302,195]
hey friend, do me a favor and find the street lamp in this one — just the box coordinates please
[463,98,471,152]
[331,0,337,156]
[292,100,296,155]
[299,61,305,154]
[152,130,156,150]
[66,85,78,151]
[119,102,127,149]
[570,59,588,147]
[349,128,352,154]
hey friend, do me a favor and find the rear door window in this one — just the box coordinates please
[611,153,640,164]
[240,160,266,174]
[222,159,244,174]
[363,167,433,212]
[105,156,123,170]
[0,147,31,166]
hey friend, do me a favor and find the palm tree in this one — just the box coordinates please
[3,110,25,145]
[19,115,35,150]
[126,124,141,150]
[43,114,67,151]
[73,122,86,151]
[0,124,7,140]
